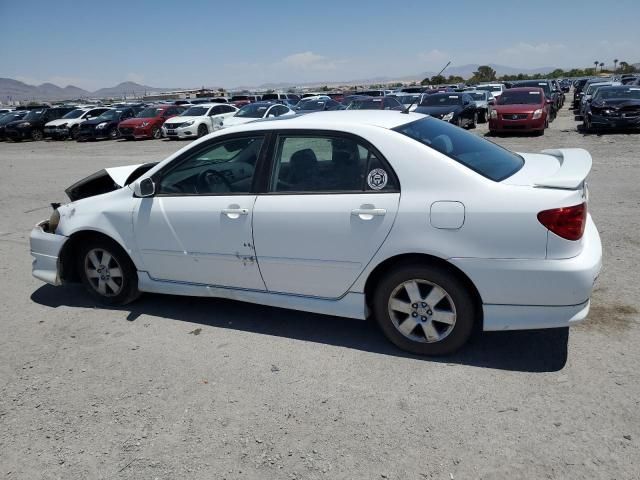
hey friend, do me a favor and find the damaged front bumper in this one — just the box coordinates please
[30,221,67,286]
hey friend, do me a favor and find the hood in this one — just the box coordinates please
[592,98,640,109]
[83,118,116,126]
[64,163,157,201]
[164,116,200,124]
[45,119,70,127]
[493,104,541,113]
[414,105,462,116]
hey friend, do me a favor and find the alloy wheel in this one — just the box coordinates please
[84,248,124,297]
[387,279,457,343]
[32,129,43,141]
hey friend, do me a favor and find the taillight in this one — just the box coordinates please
[537,203,586,241]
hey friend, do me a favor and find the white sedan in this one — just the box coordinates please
[162,103,238,139]
[220,101,295,128]
[30,111,602,355]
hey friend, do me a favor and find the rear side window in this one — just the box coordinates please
[393,117,523,181]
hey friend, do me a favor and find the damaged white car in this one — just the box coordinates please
[30,111,602,355]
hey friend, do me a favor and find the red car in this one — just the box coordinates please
[118,105,185,140]
[489,87,549,135]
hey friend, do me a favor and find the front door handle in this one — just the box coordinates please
[222,207,249,219]
[351,207,386,220]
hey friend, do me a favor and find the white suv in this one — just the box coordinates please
[162,103,238,139]
[44,107,110,140]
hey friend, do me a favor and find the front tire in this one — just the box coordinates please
[69,125,79,140]
[197,124,208,138]
[373,264,476,355]
[152,126,161,139]
[78,238,140,306]
[469,112,478,129]
[108,128,119,139]
[31,129,44,141]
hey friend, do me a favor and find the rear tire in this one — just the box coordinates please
[372,264,476,355]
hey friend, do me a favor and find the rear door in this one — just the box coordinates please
[252,132,400,298]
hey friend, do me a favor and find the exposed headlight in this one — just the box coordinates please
[18,122,31,127]
[181,120,195,127]
[490,109,497,119]
[48,209,60,233]
[140,121,150,128]
[442,112,454,122]
[96,122,108,129]
[532,109,543,119]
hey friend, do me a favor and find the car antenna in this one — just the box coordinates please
[402,61,451,114]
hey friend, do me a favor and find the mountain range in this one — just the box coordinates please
[0,78,177,102]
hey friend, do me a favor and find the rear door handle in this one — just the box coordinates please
[351,208,386,220]
[222,207,249,219]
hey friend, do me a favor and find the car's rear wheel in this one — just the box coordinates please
[373,264,476,355]
[152,126,161,139]
[78,238,140,306]
[31,129,44,141]
[197,124,208,138]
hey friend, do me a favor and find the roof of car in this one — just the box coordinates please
[227,110,424,132]
[504,87,544,93]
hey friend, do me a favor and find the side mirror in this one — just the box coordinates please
[134,177,155,197]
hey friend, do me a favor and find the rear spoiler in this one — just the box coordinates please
[535,148,592,189]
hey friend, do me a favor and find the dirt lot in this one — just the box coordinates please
[0,104,639,480]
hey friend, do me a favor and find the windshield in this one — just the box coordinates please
[0,112,26,124]
[394,95,420,105]
[475,85,502,92]
[467,92,487,100]
[594,87,640,101]
[23,109,46,121]
[419,95,462,106]
[393,117,523,181]
[297,100,326,111]
[586,84,612,95]
[348,99,383,109]
[231,95,249,101]
[235,104,269,118]
[517,82,551,95]
[497,91,543,105]
[181,106,208,116]
[62,109,85,119]
[136,107,164,118]
[96,110,122,121]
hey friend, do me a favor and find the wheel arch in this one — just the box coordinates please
[363,253,484,329]
[59,229,136,283]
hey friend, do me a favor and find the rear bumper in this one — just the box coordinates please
[30,221,67,286]
[451,215,602,330]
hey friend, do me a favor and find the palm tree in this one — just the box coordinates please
[599,62,605,74]
[620,61,629,73]
[614,58,619,74]
[594,61,599,75]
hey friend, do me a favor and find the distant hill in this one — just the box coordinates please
[0,78,178,102]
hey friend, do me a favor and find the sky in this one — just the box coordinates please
[1,0,639,90]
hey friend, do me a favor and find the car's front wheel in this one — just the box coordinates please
[197,124,208,138]
[78,238,140,305]
[109,128,119,139]
[152,126,161,139]
[373,264,476,355]
[31,129,44,141]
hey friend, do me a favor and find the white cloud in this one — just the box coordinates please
[279,51,342,71]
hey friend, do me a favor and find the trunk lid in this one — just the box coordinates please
[503,148,592,190]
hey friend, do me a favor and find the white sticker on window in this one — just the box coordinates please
[367,168,388,190]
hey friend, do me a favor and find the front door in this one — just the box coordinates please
[133,135,266,290]
[252,133,400,298]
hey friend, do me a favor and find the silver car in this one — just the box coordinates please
[464,90,493,123]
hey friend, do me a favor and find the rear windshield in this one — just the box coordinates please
[393,117,524,181]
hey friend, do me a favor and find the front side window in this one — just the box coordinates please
[157,136,264,195]
[394,117,523,182]
[270,135,398,193]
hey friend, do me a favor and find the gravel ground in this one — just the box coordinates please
[0,103,639,480]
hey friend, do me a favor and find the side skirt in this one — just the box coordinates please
[137,271,367,320]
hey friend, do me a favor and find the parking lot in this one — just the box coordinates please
[1,105,639,479]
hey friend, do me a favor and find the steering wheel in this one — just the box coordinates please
[196,169,232,193]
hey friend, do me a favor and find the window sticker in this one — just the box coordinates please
[367,168,388,190]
